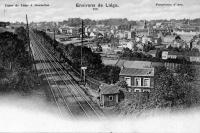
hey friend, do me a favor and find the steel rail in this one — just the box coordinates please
[32,38,76,118]
[32,33,90,118]
[32,31,103,119]
[30,41,65,119]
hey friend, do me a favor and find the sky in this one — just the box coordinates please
[0,0,200,22]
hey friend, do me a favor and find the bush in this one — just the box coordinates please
[116,66,200,115]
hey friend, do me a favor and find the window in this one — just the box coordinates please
[124,77,131,86]
[134,88,141,92]
[143,89,150,92]
[135,77,141,87]
[109,96,113,101]
[143,78,150,87]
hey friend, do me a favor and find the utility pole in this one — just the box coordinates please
[26,14,38,77]
[26,14,30,53]
[80,20,87,85]
[53,26,55,47]
[81,20,83,79]
[53,26,55,54]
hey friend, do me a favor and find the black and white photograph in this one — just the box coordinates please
[0,0,200,132]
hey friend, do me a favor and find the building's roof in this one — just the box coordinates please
[180,34,193,43]
[115,59,127,68]
[147,50,158,55]
[164,51,184,56]
[100,84,120,95]
[123,60,152,68]
[102,58,118,66]
[116,60,163,68]
[163,36,174,43]
[185,52,200,57]
[120,67,154,77]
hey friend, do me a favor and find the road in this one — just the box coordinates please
[29,30,104,119]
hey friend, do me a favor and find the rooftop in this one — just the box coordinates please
[164,51,184,56]
[185,51,200,57]
[163,35,174,43]
[100,84,121,95]
[115,59,126,68]
[120,67,154,77]
[102,58,118,66]
[147,50,158,55]
[116,60,163,68]
[123,60,152,68]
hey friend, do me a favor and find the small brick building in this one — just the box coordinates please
[118,60,160,93]
[99,84,121,107]
[119,67,154,93]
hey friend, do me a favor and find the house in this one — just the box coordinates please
[185,52,200,63]
[0,22,9,27]
[116,31,126,39]
[99,84,121,107]
[119,67,154,92]
[120,40,136,50]
[167,39,188,49]
[162,51,184,60]
[162,35,174,43]
[59,26,74,34]
[126,41,134,50]
[89,32,96,38]
[136,29,149,37]
[152,37,162,45]
[164,62,182,72]
[71,28,79,36]
[118,60,164,92]
[127,31,136,39]
[147,50,159,58]
[189,56,200,62]
[136,42,144,51]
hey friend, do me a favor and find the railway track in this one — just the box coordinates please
[30,31,104,119]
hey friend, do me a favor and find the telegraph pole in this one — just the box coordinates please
[53,26,55,47]
[26,14,38,77]
[26,14,30,52]
[80,20,87,85]
[81,20,83,79]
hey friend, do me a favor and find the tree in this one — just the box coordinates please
[0,67,6,79]
[191,48,200,53]
[14,27,28,43]
[70,46,102,76]
[108,66,121,84]
[121,48,133,57]
[116,66,200,115]
[0,30,35,94]
[175,64,196,82]
[110,35,119,47]
[175,35,181,40]
[96,43,102,52]
[148,66,200,109]
[0,32,27,69]
[116,81,128,89]
[143,42,155,52]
